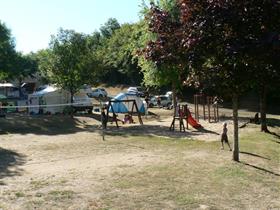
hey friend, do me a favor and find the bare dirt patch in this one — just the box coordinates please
[0,107,279,209]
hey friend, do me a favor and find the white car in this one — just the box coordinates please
[149,95,172,109]
[127,86,146,97]
[88,88,108,98]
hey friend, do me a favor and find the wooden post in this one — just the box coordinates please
[196,95,198,120]
[214,102,216,122]
[217,105,219,122]
[107,101,119,128]
[194,95,196,120]
[169,118,175,131]
[185,105,189,130]
[197,96,199,122]
[207,97,211,123]
[133,100,143,125]
[203,95,206,120]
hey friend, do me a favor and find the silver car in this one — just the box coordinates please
[88,88,108,98]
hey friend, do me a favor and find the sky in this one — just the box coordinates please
[0,0,146,54]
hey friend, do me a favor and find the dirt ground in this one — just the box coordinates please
[0,107,279,209]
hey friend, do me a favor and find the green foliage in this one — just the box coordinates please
[140,1,188,91]
[11,53,38,82]
[100,18,120,39]
[0,21,17,81]
[42,29,102,98]
[35,49,53,84]
[180,0,280,97]
[98,23,143,85]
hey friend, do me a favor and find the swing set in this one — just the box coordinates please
[105,99,143,128]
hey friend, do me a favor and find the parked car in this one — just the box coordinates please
[127,86,146,97]
[88,88,108,98]
[149,95,172,109]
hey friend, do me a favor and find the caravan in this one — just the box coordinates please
[28,85,70,114]
[0,83,20,98]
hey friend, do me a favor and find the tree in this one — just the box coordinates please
[179,0,272,161]
[100,18,120,39]
[0,21,17,81]
[43,29,101,103]
[244,1,280,132]
[141,1,187,112]
[99,23,143,85]
[11,53,38,85]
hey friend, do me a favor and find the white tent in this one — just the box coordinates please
[28,86,70,114]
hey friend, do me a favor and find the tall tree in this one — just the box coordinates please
[0,21,17,81]
[43,29,101,103]
[245,1,280,132]
[99,23,143,85]
[179,0,270,161]
[141,1,187,111]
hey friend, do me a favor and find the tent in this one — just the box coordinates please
[28,85,70,114]
[109,92,147,114]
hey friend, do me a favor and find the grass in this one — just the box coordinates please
[97,133,280,209]
[0,113,279,209]
[15,192,25,198]
[48,190,75,201]
[30,180,50,190]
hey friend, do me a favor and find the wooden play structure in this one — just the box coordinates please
[193,94,219,123]
[170,104,189,132]
[169,104,202,132]
[106,99,143,128]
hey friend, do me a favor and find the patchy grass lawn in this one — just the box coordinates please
[0,112,279,209]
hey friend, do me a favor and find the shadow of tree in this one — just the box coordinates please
[0,148,26,182]
[267,118,280,127]
[240,161,280,177]
[267,131,280,139]
[240,151,271,160]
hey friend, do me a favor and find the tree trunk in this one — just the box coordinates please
[70,91,74,118]
[232,94,239,162]
[260,84,269,132]
[172,82,177,116]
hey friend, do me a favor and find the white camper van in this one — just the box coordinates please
[72,85,93,114]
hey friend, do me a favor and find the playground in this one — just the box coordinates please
[0,105,279,210]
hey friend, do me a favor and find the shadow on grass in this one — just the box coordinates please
[267,131,280,139]
[240,151,271,160]
[194,127,220,135]
[0,148,26,182]
[240,161,280,177]
[267,118,280,127]
[102,124,201,139]
[0,114,94,136]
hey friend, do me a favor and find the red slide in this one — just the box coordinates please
[186,110,202,129]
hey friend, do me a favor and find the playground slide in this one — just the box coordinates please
[187,114,202,129]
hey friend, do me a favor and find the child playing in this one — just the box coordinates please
[123,114,134,124]
[221,122,232,151]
